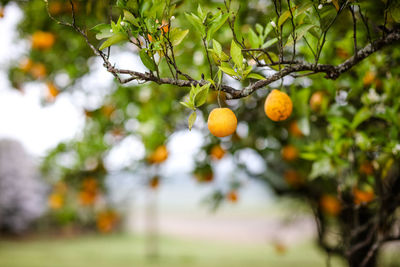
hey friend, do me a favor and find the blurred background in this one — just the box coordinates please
[0,1,399,267]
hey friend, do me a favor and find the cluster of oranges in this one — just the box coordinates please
[207,89,293,138]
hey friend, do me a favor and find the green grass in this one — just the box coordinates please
[0,234,346,267]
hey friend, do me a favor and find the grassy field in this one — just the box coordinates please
[0,234,346,267]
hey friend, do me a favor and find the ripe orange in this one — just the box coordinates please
[363,71,376,87]
[359,161,374,175]
[148,145,168,164]
[227,191,238,203]
[149,176,160,189]
[264,89,293,121]
[281,145,298,162]
[48,193,64,209]
[48,1,63,15]
[283,170,303,187]
[210,145,225,160]
[309,91,325,112]
[207,108,237,137]
[32,31,55,50]
[353,187,375,205]
[320,195,341,216]
[30,63,47,79]
[79,191,97,206]
[20,58,33,72]
[0,7,4,18]
[46,82,59,101]
[96,210,118,233]
[288,121,303,137]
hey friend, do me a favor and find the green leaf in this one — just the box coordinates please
[91,24,113,40]
[278,6,297,27]
[218,66,237,77]
[351,108,372,129]
[207,13,229,42]
[230,40,243,68]
[188,112,197,131]
[170,28,189,46]
[123,10,139,27]
[180,101,195,110]
[248,28,260,48]
[247,73,265,80]
[194,85,210,107]
[99,32,127,50]
[262,38,278,49]
[139,50,157,71]
[212,39,222,56]
[286,24,315,46]
[185,13,205,37]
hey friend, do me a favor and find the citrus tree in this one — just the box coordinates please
[3,0,400,266]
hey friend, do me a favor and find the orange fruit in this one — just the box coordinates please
[194,171,214,183]
[82,177,98,192]
[0,7,4,18]
[46,82,59,101]
[207,108,237,137]
[30,63,47,79]
[288,121,303,137]
[32,31,55,50]
[79,191,97,206]
[227,191,238,203]
[353,187,375,205]
[19,58,33,72]
[281,145,298,162]
[96,210,118,233]
[363,71,376,87]
[274,242,287,255]
[210,145,225,160]
[283,170,303,187]
[336,48,349,59]
[101,104,115,118]
[264,89,293,121]
[148,145,168,164]
[48,1,63,15]
[149,176,160,189]
[48,193,64,209]
[309,91,325,112]
[359,161,374,175]
[320,195,341,216]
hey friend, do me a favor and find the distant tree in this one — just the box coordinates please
[0,139,46,234]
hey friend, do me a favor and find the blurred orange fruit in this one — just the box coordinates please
[148,145,168,164]
[210,145,225,160]
[288,121,303,137]
[336,48,349,59]
[54,181,68,194]
[363,71,376,87]
[264,89,293,121]
[359,161,374,175]
[283,170,303,187]
[48,193,64,210]
[149,176,160,189]
[320,195,341,216]
[19,58,33,72]
[309,91,325,112]
[207,108,237,137]
[274,242,287,255]
[30,63,47,79]
[194,171,214,183]
[82,177,98,192]
[46,82,59,101]
[101,104,115,118]
[353,187,375,205]
[227,191,238,203]
[79,191,97,206]
[48,1,63,15]
[96,210,118,233]
[281,145,298,162]
[32,31,55,50]
[0,7,4,18]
